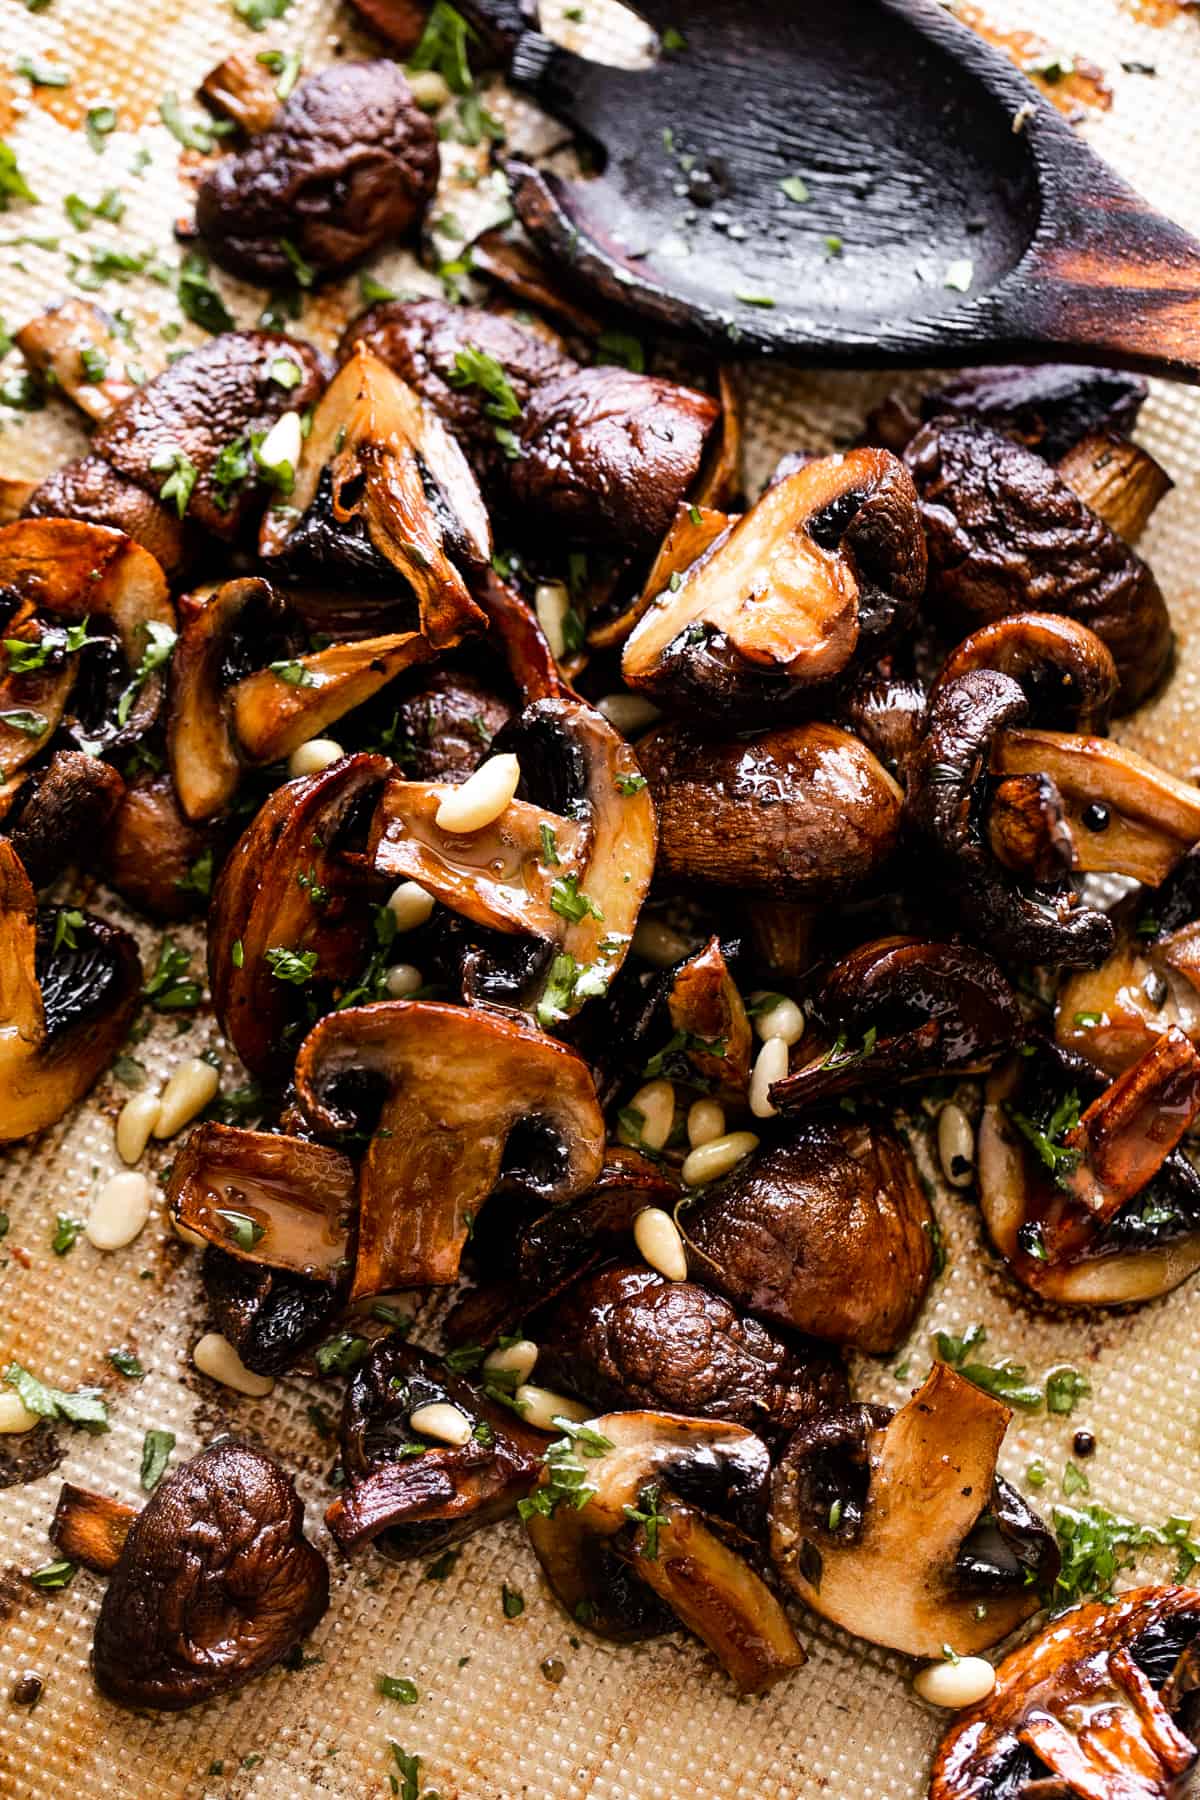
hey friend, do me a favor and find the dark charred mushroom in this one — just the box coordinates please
[869,362,1148,462]
[836,655,929,780]
[524,1410,805,1693]
[933,610,1119,735]
[326,1337,546,1557]
[680,1118,933,1353]
[621,448,925,716]
[195,62,438,283]
[772,937,1022,1112]
[386,664,514,784]
[202,1249,346,1377]
[5,750,124,890]
[50,1483,136,1574]
[978,1035,1200,1306]
[771,1365,1057,1658]
[294,999,606,1293]
[24,455,187,580]
[930,1585,1200,1800]
[637,720,902,901]
[91,1441,329,1711]
[533,1265,847,1440]
[0,842,140,1143]
[15,299,139,424]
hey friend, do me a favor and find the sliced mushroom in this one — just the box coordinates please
[208,751,389,1079]
[930,1585,1200,1800]
[326,1337,546,1556]
[343,0,428,53]
[24,454,187,580]
[773,937,1022,1112]
[15,299,138,424]
[524,1410,804,1693]
[1056,429,1173,545]
[680,1118,933,1353]
[592,497,735,652]
[770,1364,1057,1658]
[166,1122,355,1281]
[621,448,925,716]
[233,631,433,766]
[0,842,140,1144]
[92,1442,329,1711]
[199,50,285,135]
[5,749,124,890]
[665,935,753,1103]
[258,347,490,649]
[294,1000,605,1294]
[196,62,438,283]
[638,720,902,901]
[104,772,220,919]
[0,476,36,525]
[50,1483,137,1575]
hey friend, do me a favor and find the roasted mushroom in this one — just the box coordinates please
[294,999,606,1293]
[50,1482,137,1574]
[384,664,514,784]
[199,49,286,135]
[680,1119,933,1353]
[621,448,925,716]
[91,1442,329,1711]
[325,1337,546,1556]
[104,772,221,919]
[1056,429,1173,547]
[770,1364,1057,1657]
[869,361,1148,462]
[0,842,140,1143]
[930,1584,1200,1800]
[202,1250,346,1378]
[24,454,187,580]
[15,299,139,424]
[4,749,124,890]
[665,935,753,1103]
[524,1410,805,1693]
[195,61,438,283]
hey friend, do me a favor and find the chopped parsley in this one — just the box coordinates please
[1008,1089,1083,1186]
[117,619,176,725]
[178,250,234,333]
[233,0,293,29]
[1045,1366,1091,1416]
[267,658,317,687]
[52,908,85,952]
[264,945,318,984]
[50,1213,83,1255]
[143,936,201,1010]
[278,234,314,288]
[15,56,69,88]
[84,106,118,154]
[140,1427,175,1491]
[377,1673,419,1704]
[29,1559,76,1589]
[407,1,476,95]
[623,1481,668,1559]
[314,1333,369,1376]
[934,1325,1043,1411]
[501,1583,524,1618]
[257,47,302,99]
[4,1363,108,1431]
[615,773,647,795]
[159,92,232,153]
[0,141,37,208]
[549,873,602,924]
[518,1418,612,1523]
[108,1348,144,1378]
[0,708,50,738]
[538,822,560,865]
[779,174,810,204]
[150,446,198,518]
[595,328,645,372]
[217,1209,265,1251]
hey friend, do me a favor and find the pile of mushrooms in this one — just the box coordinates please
[3,38,1200,1787]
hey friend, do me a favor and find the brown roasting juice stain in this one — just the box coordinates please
[955,2,1114,119]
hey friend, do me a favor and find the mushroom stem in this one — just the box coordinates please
[50,1482,137,1574]
[1059,1026,1200,1225]
[1056,431,1173,545]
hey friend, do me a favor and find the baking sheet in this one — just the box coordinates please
[2,0,1200,1795]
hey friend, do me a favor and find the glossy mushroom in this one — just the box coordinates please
[869,362,1148,462]
[15,299,139,424]
[202,1250,347,1378]
[24,454,187,580]
[5,750,124,890]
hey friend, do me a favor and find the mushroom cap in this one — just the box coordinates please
[933,610,1118,734]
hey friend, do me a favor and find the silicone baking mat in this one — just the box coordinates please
[1,0,1199,1795]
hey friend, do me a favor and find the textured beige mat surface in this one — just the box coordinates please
[1,0,1200,1795]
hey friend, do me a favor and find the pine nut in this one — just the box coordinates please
[435,753,521,833]
[597,693,662,735]
[749,1036,789,1120]
[387,880,436,932]
[621,1079,675,1151]
[516,1385,590,1432]
[534,581,570,659]
[0,1391,40,1434]
[913,1655,996,1709]
[634,1206,688,1282]
[409,1402,473,1447]
[681,1130,758,1187]
[938,1102,976,1188]
[193,1332,275,1397]
[631,918,691,967]
[407,68,451,111]
[751,994,805,1046]
[384,962,424,998]
[153,1058,220,1139]
[288,737,344,779]
[687,1098,725,1148]
[483,1339,539,1384]
[115,1090,162,1164]
[85,1171,153,1251]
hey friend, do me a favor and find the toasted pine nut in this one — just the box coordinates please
[85,1172,153,1251]
[409,1402,473,1447]
[288,737,344,779]
[387,880,436,932]
[597,693,661,735]
[634,1206,688,1282]
[516,1385,590,1432]
[913,1655,996,1709]
[938,1102,976,1188]
[620,1079,675,1152]
[0,1391,40,1434]
[534,581,570,659]
[115,1090,162,1164]
[483,1339,539,1384]
[681,1130,758,1187]
[631,918,691,968]
[687,1098,725,1148]
[153,1058,220,1139]
[385,962,424,998]
[193,1332,275,1397]
[435,753,521,833]
[407,68,451,110]
[749,1036,789,1120]
[751,994,805,1046]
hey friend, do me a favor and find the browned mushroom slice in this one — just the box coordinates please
[199,50,284,134]
[680,1119,932,1353]
[467,224,607,337]
[474,569,566,706]
[343,0,429,55]
[0,842,140,1143]
[168,578,269,821]
[5,749,124,890]
[231,630,432,765]
[92,1442,329,1711]
[50,1482,137,1574]
[934,611,1119,734]
[15,300,138,424]
[0,622,78,782]
[166,1122,355,1281]
[692,367,743,512]
[294,1000,605,1294]
[1057,429,1173,545]
[930,1585,1200,1800]
[259,348,489,649]
[1055,1027,1200,1229]
[203,1248,346,1377]
[638,720,902,901]
[771,1366,1056,1659]
[524,1410,804,1693]
[622,448,925,715]
[666,935,752,1103]
[24,455,187,580]
[104,772,219,919]
[589,497,734,651]
[0,476,36,524]
[208,752,389,1080]
[326,1338,547,1556]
